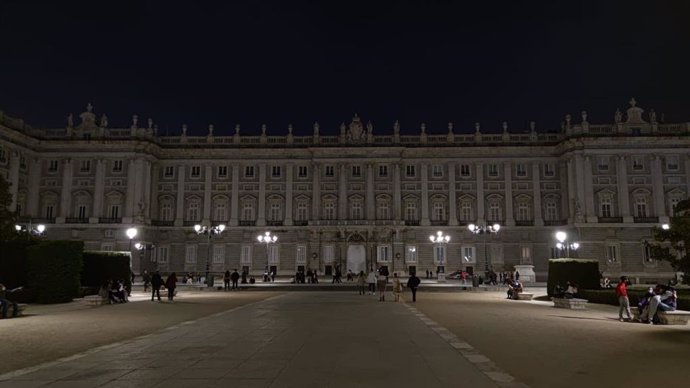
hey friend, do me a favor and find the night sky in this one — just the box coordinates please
[1,0,688,135]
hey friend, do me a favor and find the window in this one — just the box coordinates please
[670,197,682,216]
[632,156,644,171]
[241,245,252,264]
[488,164,498,177]
[544,163,555,177]
[600,197,612,218]
[598,157,609,171]
[244,166,255,178]
[164,166,174,177]
[269,203,282,221]
[271,165,281,178]
[80,160,91,172]
[377,245,391,262]
[545,202,558,221]
[378,165,388,177]
[488,202,501,221]
[635,197,647,217]
[298,166,308,178]
[324,202,335,220]
[161,203,173,221]
[520,246,532,264]
[432,202,445,221]
[405,202,417,221]
[433,245,446,265]
[643,245,654,263]
[187,200,200,221]
[45,205,54,220]
[296,246,307,264]
[104,229,114,238]
[666,156,679,171]
[432,164,443,178]
[48,160,59,172]
[101,243,114,252]
[460,164,470,177]
[268,245,279,264]
[0,149,6,164]
[218,166,228,177]
[297,202,308,221]
[323,245,334,262]
[242,203,254,220]
[405,245,417,263]
[517,202,529,221]
[377,201,389,220]
[516,164,527,177]
[191,166,201,177]
[461,201,472,221]
[463,246,475,263]
[325,165,334,177]
[158,246,169,263]
[405,165,416,177]
[606,245,618,262]
[351,165,361,177]
[351,202,363,220]
[213,245,225,264]
[214,202,227,221]
[113,160,123,172]
[77,204,88,219]
[185,245,197,264]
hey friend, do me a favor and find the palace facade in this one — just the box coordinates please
[1,99,687,282]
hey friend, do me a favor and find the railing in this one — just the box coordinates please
[543,220,568,226]
[293,220,309,226]
[634,216,659,223]
[65,217,89,224]
[151,220,174,226]
[514,220,534,226]
[598,217,623,223]
[267,220,283,226]
[430,220,448,226]
[239,220,256,226]
[183,220,199,226]
[98,217,122,224]
[405,220,420,226]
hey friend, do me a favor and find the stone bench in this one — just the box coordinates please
[515,293,534,301]
[552,297,588,309]
[632,308,690,325]
[84,295,109,306]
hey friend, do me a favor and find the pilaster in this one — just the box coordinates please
[476,162,485,223]
[257,163,266,226]
[448,162,457,226]
[174,165,186,226]
[503,162,514,226]
[420,163,430,225]
[203,164,212,225]
[284,164,293,225]
[230,164,239,226]
[532,162,543,226]
[617,155,632,222]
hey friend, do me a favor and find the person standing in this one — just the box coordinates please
[406,273,420,302]
[230,269,240,290]
[616,276,632,322]
[223,270,231,291]
[150,271,164,301]
[392,273,403,302]
[366,269,377,295]
[142,270,151,292]
[356,271,367,295]
[377,271,387,302]
[165,272,178,301]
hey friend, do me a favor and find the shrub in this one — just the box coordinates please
[547,258,601,296]
[81,251,132,294]
[27,241,84,303]
[0,238,38,288]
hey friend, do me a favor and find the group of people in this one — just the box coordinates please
[506,279,524,299]
[354,268,421,303]
[616,276,677,324]
[553,281,579,299]
[99,279,129,304]
[146,271,178,302]
[0,283,20,319]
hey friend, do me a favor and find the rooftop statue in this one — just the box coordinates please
[348,114,364,141]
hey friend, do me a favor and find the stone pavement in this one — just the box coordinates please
[0,292,524,388]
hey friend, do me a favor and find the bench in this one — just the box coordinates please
[552,297,588,309]
[84,295,109,306]
[515,293,534,301]
[631,308,690,325]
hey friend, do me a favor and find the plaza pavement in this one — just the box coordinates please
[1,284,689,387]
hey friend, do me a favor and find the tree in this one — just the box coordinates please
[0,174,18,242]
[646,198,690,284]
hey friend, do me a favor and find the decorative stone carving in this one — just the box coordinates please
[625,97,646,124]
[99,114,108,128]
[348,114,364,141]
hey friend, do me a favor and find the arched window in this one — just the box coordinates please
[545,201,558,221]
[488,201,501,222]
[242,203,254,221]
[296,201,308,221]
[186,198,200,221]
[432,202,445,221]
[351,201,363,220]
[405,202,417,221]
[377,200,390,220]
[324,202,336,220]
[600,197,612,217]
[159,198,173,221]
[517,202,530,221]
[635,196,648,218]
[460,200,473,222]
[269,202,282,221]
[214,202,227,222]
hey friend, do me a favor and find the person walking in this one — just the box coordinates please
[616,276,632,321]
[223,270,231,291]
[150,271,163,301]
[406,272,421,302]
[377,271,387,302]
[230,269,240,290]
[356,270,367,295]
[392,273,403,302]
[142,269,151,292]
[165,272,178,301]
[366,269,377,295]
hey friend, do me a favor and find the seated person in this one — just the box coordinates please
[563,282,578,299]
[507,280,523,299]
[553,283,565,298]
[0,283,20,318]
[640,284,677,324]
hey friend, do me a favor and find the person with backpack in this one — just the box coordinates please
[406,272,421,302]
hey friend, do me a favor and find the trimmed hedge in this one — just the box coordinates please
[0,239,37,288]
[547,259,601,296]
[81,251,132,293]
[27,241,84,303]
[579,288,690,311]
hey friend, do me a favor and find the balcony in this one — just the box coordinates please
[151,220,174,226]
[239,220,256,226]
[310,219,404,226]
[405,220,420,226]
[598,217,623,223]
[515,220,534,226]
[99,217,122,224]
[183,220,200,226]
[430,220,448,226]
[634,216,659,223]
[293,220,308,226]
[267,220,284,226]
[65,217,89,224]
[543,220,568,226]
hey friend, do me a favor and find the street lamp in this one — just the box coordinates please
[468,223,501,272]
[555,231,580,258]
[194,224,226,287]
[15,223,46,236]
[126,227,138,250]
[257,231,278,279]
[429,231,450,280]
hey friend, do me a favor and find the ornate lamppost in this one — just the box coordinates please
[194,224,226,287]
[126,227,138,251]
[468,223,501,273]
[15,223,46,236]
[257,231,278,279]
[555,231,579,258]
[429,231,450,281]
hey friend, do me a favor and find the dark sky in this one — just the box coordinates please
[1,0,688,135]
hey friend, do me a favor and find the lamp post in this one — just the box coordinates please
[429,231,450,281]
[468,223,501,273]
[555,231,580,258]
[126,227,138,251]
[194,224,226,287]
[15,223,46,237]
[257,231,278,279]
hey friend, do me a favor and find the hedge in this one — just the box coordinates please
[0,239,37,289]
[579,288,690,311]
[27,240,84,303]
[547,259,601,296]
[81,251,132,293]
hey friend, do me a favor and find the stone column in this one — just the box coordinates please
[421,163,430,225]
[58,159,72,222]
[532,162,543,226]
[476,163,485,223]
[8,152,20,212]
[284,164,293,226]
[203,164,212,225]
[583,156,597,222]
[338,164,348,220]
[617,156,632,222]
[91,158,105,222]
[366,163,375,220]
[257,163,266,226]
[448,162,458,226]
[312,163,321,220]
[393,163,401,220]
[230,164,239,226]
[174,165,186,226]
[651,155,667,222]
[503,162,514,226]
[27,158,41,217]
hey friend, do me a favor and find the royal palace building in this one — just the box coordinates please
[1,99,687,282]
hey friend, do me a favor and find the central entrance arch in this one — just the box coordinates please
[347,245,366,274]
